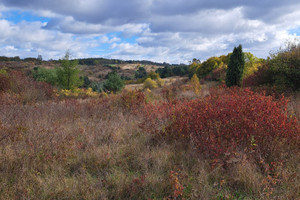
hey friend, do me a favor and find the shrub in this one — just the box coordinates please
[147,72,160,80]
[268,42,300,90]
[91,81,105,92]
[156,78,165,87]
[243,43,299,91]
[209,65,227,81]
[0,70,54,104]
[0,68,11,92]
[32,67,58,86]
[135,66,147,79]
[142,87,299,161]
[104,71,125,93]
[80,76,91,88]
[57,88,98,98]
[190,74,201,95]
[119,90,146,111]
[143,78,158,89]
[242,64,273,88]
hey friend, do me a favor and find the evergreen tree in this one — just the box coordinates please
[56,52,83,90]
[104,71,124,93]
[226,44,245,87]
[135,66,147,79]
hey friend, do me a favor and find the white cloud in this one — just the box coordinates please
[0,19,102,59]
[0,0,300,63]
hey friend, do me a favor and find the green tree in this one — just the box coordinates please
[104,71,125,93]
[188,61,201,78]
[135,66,147,79]
[56,52,83,90]
[243,52,260,78]
[268,42,300,90]
[226,44,245,87]
[196,56,222,78]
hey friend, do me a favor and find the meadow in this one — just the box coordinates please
[0,44,300,199]
[0,69,299,200]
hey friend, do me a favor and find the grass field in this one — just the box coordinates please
[0,75,299,199]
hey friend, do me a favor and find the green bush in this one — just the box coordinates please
[80,76,91,88]
[196,57,222,78]
[268,43,300,90]
[135,67,147,79]
[243,42,300,91]
[91,82,105,92]
[32,67,58,86]
[104,71,125,93]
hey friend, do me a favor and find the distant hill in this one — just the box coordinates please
[0,55,184,66]
[0,56,188,82]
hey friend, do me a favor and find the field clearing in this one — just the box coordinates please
[119,64,162,72]
[125,76,189,91]
[0,84,299,199]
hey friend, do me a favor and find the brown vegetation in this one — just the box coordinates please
[0,69,299,199]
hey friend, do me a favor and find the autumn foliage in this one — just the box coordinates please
[0,70,54,104]
[142,86,299,160]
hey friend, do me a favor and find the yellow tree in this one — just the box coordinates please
[191,74,201,95]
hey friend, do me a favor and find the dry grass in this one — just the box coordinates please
[0,79,299,199]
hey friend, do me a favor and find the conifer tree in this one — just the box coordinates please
[57,52,83,90]
[104,71,124,93]
[226,44,245,87]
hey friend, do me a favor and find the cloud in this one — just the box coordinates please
[43,16,149,36]
[0,0,300,63]
[0,19,100,59]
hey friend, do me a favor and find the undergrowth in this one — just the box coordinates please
[0,70,299,199]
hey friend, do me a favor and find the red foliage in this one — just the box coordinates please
[142,87,299,159]
[242,64,272,87]
[0,73,11,92]
[210,67,227,81]
[119,90,146,112]
[0,70,55,105]
[169,171,184,199]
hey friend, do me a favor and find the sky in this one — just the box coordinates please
[0,0,299,64]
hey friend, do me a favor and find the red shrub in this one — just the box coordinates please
[119,89,146,112]
[242,64,273,87]
[0,73,11,92]
[210,66,227,81]
[142,87,299,159]
[0,70,55,104]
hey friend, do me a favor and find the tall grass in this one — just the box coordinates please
[0,70,299,199]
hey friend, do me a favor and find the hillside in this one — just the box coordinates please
[0,57,186,83]
[0,45,299,199]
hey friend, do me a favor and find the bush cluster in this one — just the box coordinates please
[142,87,299,161]
[243,43,300,91]
[0,70,54,104]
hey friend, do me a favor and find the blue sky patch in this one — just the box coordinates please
[1,10,50,24]
[289,27,300,36]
